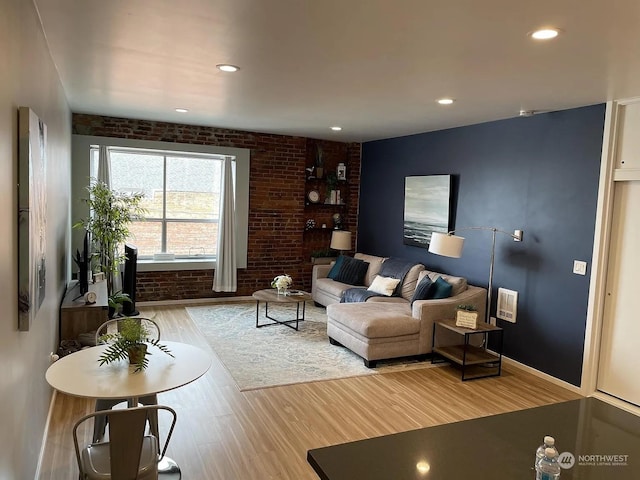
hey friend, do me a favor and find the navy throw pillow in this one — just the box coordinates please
[333,256,369,286]
[411,276,434,305]
[430,276,453,299]
[327,255,346,280]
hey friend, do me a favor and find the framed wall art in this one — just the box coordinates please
[403,175,452,248]
[18,107,48,331]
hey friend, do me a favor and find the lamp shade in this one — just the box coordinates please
[428,232,465,258]
[330,230,352,251]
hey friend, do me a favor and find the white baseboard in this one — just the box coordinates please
[589,391,640,416]
[35,390,57,480]
[138,296,254,307]
[501,356,583,395]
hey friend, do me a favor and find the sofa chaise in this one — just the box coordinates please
[312,253,487,367]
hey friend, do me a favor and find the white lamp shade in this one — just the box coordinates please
[330,230,352,251]
[428,232,465,258]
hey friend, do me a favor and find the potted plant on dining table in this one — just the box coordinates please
[97,317,174,372]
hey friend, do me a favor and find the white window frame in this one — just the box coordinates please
[72,135,250,272]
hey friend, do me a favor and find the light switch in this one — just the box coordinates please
[573,260,587,275]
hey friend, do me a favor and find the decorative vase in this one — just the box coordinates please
[127,344,148,365]
[277,286,288,295]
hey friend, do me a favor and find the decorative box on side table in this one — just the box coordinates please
[431,319,503,381]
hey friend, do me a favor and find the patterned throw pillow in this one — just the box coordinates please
[410,276,434,305]
[332,255,370,286]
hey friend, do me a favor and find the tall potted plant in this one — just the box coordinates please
[74,180,146,305]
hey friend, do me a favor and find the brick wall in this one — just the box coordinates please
[73,114,361,300]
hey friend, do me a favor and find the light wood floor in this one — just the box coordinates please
[39,305,581,480]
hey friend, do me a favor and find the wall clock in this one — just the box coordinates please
[308,190,320,203]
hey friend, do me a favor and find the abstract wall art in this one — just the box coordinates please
[18,107,47,331]
[403,175,451,248]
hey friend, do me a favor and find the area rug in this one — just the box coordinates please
[186,302,436,391]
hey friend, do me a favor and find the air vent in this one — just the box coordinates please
[497,288,518,323]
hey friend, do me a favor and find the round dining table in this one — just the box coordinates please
[46,340,211,479]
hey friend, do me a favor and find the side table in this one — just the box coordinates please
[431,319,503,380]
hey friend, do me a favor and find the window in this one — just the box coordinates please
[90,146,233,259]
[74,134,249,271]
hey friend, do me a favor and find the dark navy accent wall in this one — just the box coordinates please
[359,104,606,386]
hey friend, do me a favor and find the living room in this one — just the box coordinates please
[3,1,640,479]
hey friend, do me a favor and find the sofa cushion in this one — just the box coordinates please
[316,277,364,298]
[411,275,434,305]
[354,253,386,287]
[367,275,401,296]
[329,255,369,285]
[400,263,426,301]
[421,270,468,297]
[430,276,453,299]
[327,303,416,339]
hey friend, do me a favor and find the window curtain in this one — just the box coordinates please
[97,145,111,185]
[212,157,237,292]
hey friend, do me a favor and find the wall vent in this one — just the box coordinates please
[497,288,518,323]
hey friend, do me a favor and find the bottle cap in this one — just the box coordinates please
[544,447,557,458]
[544,436,555,445]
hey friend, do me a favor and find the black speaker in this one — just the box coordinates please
[122,243,139,316]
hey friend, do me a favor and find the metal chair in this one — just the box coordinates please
[73,405,177,480]
[92,317,161,443]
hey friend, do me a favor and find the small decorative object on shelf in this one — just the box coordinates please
[271,274,293,295]
[455,304,478,329]
[332,213,343,230]
[337,162,347,181]
[307,190,320,204]
[305,218,316,230]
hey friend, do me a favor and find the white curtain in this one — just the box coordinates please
[97,145,111,185]
[212,157,237,292]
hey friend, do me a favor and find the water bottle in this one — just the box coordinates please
[535,436,558,467]
[535,447,561,480]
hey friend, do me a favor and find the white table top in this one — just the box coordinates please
[46,341,211,400]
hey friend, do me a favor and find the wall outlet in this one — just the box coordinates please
[573,260,587,275]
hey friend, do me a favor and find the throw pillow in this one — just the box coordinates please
[333,256,370,285]
[410,276,434,305]
[430,276,453,299]
[327,255,346,280]
[367,275,402,296]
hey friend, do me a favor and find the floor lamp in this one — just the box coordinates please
[428,227,523,324]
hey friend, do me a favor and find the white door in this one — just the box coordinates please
[597,180,640,406]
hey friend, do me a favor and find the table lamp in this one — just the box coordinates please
[330,230,352,255]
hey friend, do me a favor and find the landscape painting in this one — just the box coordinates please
[403,175,451,248]
[18,107,47,331]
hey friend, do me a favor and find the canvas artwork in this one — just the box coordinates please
[403,175,451,248]
[18,107,47,331]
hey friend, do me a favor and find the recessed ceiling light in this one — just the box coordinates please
[175,108,188,113]
[330,126,342,131]
[437,98,455,105]
[530,28,560,40]
[216,64,239,72]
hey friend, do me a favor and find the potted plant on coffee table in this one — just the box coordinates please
[97,317,174,372]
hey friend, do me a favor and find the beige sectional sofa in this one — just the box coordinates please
[312,253,487,367]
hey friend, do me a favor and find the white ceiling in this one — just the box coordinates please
[35,0,640,142]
